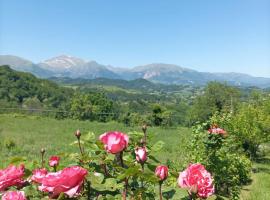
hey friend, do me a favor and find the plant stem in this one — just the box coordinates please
[141,163,144,187]
[77,138,84,156]
[188,192,193,200]
[101,163,109,176]
[159,181,163,200]
[119,151,128,200]
[87,180,91,200]
[41,152,44,168]
[53,165,56,172]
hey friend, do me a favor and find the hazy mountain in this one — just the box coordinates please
[38,55,120,79]
[1,54,270,88]
[0,55,53,77]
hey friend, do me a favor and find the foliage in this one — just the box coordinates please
[0,65,73,110]
[189,119,252,199]
[188,82,240,124]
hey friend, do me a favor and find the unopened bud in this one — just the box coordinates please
[75,129,81,139]
[140,138,144,145]
[142,124,147,133]
[40,148,46,154]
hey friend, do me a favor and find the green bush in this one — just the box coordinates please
[189,119,252,199]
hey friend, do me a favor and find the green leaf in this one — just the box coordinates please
[87,172,104,185]
[151,141,164,152]
[117,165,140,180]
[57,192,65,200]
[84,132,96,141]
[9,156,27,164]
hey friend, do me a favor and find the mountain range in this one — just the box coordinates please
[0,54,270,88]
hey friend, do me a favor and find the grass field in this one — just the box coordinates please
[0,114,269,199]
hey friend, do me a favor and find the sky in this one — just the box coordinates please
[0,0,269,77]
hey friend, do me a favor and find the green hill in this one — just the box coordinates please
[0,65,73,109]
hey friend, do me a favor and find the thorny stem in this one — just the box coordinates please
[77,138,84,156]
[188,192,194,200]
[87,181,91,200]
[101,163,109,176]
[141,163,144,187]
[142,124,147,145]
[159,181,163,200]
[119,151,128,200]
[40,148,45,168]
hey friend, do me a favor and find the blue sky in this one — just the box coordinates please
[0,0,269,77]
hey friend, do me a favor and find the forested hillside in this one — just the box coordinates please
[1,65,269,127]
[0,65,73,109]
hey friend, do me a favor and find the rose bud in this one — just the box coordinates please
[178,163,215,199]
[99,131,129,154]
[49,156,60,167]
[75,129,81,139]
[2,191,27,200]
[155,165,169,181]
[135,147,147,163]
[142,124,147,133]
[40,148,46,154]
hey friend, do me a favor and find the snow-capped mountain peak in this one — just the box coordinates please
[40,55,86,70]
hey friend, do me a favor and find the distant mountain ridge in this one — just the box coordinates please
[1,54,270,88]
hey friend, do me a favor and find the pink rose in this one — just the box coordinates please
[178,163,214,199]
[2,191,26,200]
[208,126,227,135]
[38,166,88,198]
[31,168,48,183]
[99,131,129,154]
[155,165,168,181]
[0,165,25,191]
[135,147,147,163]
[49,156,60,167]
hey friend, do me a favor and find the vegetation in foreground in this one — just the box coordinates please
[0,115,269,199]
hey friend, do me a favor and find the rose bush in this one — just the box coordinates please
[0,127,218,200]
[188,115,252,199]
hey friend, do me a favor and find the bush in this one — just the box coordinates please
[189,120,252,199]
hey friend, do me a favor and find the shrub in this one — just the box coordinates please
[189,120,252,199]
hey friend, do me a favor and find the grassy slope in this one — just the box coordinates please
[0,114,269,199]
[240,145,270,200]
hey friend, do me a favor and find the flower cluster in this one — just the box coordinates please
[208,125,227,135]
[0,129,217,199]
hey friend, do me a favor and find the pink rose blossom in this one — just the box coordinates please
[49,156,60,167]
[135,147,147,163]
[2,191,26,200]
[31,168,48,183]
[208,126,227,135]
[38,166,88,198]
[178,163,214,199]
[155,165,168,181]
[99,131,129,154]
[0,165,25,191]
